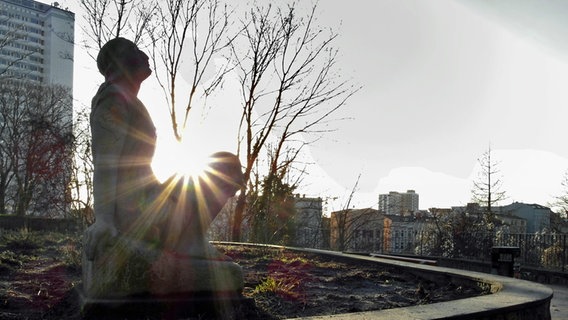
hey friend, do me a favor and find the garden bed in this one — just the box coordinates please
[219,244,487,319]
[0,230,488,319]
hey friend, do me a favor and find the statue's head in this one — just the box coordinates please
[97,37,151,83]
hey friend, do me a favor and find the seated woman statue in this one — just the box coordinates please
[83,37,243,298]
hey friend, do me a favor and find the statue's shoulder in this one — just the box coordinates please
[92,83,133,111]
[91,83,132,128]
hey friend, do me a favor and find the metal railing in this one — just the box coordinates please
[393,232,568,273]
[492,233,567,272]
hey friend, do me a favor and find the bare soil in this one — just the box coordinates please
[0,235,487,319]
[220,245,487,319]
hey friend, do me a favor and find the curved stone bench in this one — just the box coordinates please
[216,243,553,320]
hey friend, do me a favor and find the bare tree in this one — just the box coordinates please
[418,210,452,257]
[550,170,568,219]
[0,5,81,220]
[420,205,496,260]
[81,0,235,141]
[0,91,15,214]
[68,109,95,225]
[0,81,73,216]
[80,0,156,54]
[331,173,359,251]
[471,145,506,226]
[148,0,235,141]
[230,2,359,241]
[327,174,381,252]
[80,1,358,242]
[331,208,381,252]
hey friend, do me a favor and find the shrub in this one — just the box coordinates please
[2,228,41,251]
[0,249,25,273]
[0,250,23,267]
[59,243,82,271]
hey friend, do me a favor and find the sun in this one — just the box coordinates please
[179,148,211,180]
[152,136,213,182]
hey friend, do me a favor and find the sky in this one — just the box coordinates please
[303,0,568,211]
[51,0,568,213]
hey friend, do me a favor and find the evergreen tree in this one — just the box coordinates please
[471,145,506,230]
[249,174,296,245]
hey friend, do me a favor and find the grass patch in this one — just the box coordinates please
[0,229,83,273]
[278,254,309,265]
[253,276,301,299]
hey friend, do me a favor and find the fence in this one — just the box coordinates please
[396,232,568,273]
[0,215,79,233]
[493,233,567,272]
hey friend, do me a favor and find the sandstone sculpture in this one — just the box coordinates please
[82,37,244,300]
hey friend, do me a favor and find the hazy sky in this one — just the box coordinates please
[300,0,568,210]
[55,0,568,211]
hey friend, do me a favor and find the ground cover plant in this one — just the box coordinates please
[0,230,488,319]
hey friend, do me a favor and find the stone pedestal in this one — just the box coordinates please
[149,250,243,295]
[81,237,244,317]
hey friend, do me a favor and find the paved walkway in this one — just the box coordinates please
[549,284,568,320]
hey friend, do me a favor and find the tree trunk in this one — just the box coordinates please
[231,188,247,241]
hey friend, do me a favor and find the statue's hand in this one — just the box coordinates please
[208,152,244,195]
[85,221,118,261]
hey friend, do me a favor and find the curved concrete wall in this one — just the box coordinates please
[215,243,553,320]
[294,248,552,320]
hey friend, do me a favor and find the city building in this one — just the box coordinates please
[495,212,527,234]
[379,190,419,216]
[0,0,74,217]
[501,202,552,233]
[434,202,544,235]
[383,214,429,254]
[0,0,74,87]
[208,195,326,246]
[293,195,324,248]
[330,208,384,252]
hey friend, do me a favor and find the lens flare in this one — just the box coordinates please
[181,151,212,180]
[153,137,214,182]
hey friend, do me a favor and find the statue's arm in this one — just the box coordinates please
[91,97,129,223]
[86,93,129,259]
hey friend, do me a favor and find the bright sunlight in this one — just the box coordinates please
[152,135,213,182]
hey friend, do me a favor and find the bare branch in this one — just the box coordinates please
[147,0,235,141]
[230,2,359,241]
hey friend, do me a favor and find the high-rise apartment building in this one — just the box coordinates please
[0,0,74,217]
[378,190,419,216]
[0,0,74,88]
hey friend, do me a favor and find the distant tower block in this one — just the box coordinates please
[379,190,419,215]
[0,0,75,88]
